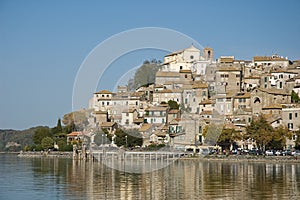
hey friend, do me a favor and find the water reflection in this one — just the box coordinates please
[22,157,300,199]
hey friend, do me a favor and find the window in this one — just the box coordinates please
[199,135,203,143]
[185,74,188,78]
[107,102,109,105]
[162,118,165,124]
[160,111,163,116]
[107,95,109,97]
[102,95,105,97]
[254,97,261,103]
[288,123,293,129]
[295,113,298,118]
[202,91,206,96]
[198,126,202,133]
[236,74,240,78]
[102,102,104,106]
[279,82,282,88]
[264,77,268,82]
[289,113,293,120]
[190,55,194,59]
[180,66,183,70]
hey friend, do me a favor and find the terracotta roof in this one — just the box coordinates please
[101,122,116,127]
[94,90,113,94]
[179,69,192,73]
[192,83,208,89]
[200,110,213,115]
[154,130,166,137]
[133,117,144,123]
[139,123,152,132]
[169,118,181,125]
[262,104,283,110]
[235,93,251,99]
[67,132,82,137]
[258,88,290,96]
[199,100,212,105]
[122,109,137,113]
[168,109,179,114]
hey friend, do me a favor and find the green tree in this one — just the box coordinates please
[217,128,242,151]
[62,110,89,130]
[268,125,292,150]
[294,127,300,149]
[32,127,52,145]
[203,123,223,146]
[168,100,179,109]
[41,137,54,150]
[291,90,300,103]
[245,115,273,151]
[127,59,161,91]
[114,128,143,148]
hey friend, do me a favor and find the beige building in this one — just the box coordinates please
[251,88,291,115]
[215,66,242,93]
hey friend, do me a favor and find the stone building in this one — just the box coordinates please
[251,88,291,115]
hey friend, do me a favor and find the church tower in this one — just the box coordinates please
[203,47,214,62]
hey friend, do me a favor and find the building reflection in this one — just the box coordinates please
[31,158,300,199]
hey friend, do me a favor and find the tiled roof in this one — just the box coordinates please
[147,106,168,111]
[199,100,212,105]
[139,123,152,132]
[168,109,179,114]
[200,110,213,115]
[101,122,116,127]
[262,104,283,110]
[94,90,113,94]
[235,93,251,99]
[258,88,290,95]
[253,56,288,62]
[67,132,82,136]
[179,69,192,73]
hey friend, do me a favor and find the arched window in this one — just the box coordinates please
[254,97,261,103]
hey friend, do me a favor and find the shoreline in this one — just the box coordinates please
[179,154,300,163]
[4,151,300,163]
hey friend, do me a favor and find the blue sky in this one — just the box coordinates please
[0,0,300,129]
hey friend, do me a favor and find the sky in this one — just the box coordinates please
[0,0,300,130]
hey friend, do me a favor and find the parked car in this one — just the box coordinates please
[293,150,300,156]
[231,149,238,155]
[265,150,274,156]
[275,150,282,156]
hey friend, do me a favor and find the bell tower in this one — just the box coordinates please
[203,47,214,62]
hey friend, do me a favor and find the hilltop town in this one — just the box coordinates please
[83,45,300,152]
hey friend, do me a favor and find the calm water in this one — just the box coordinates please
[0,154,300,200]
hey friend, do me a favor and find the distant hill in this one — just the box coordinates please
[0,126,45,152]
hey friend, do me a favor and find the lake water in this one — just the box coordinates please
[0,154,300,199]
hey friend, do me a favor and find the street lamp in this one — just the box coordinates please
[125,135,128,148]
